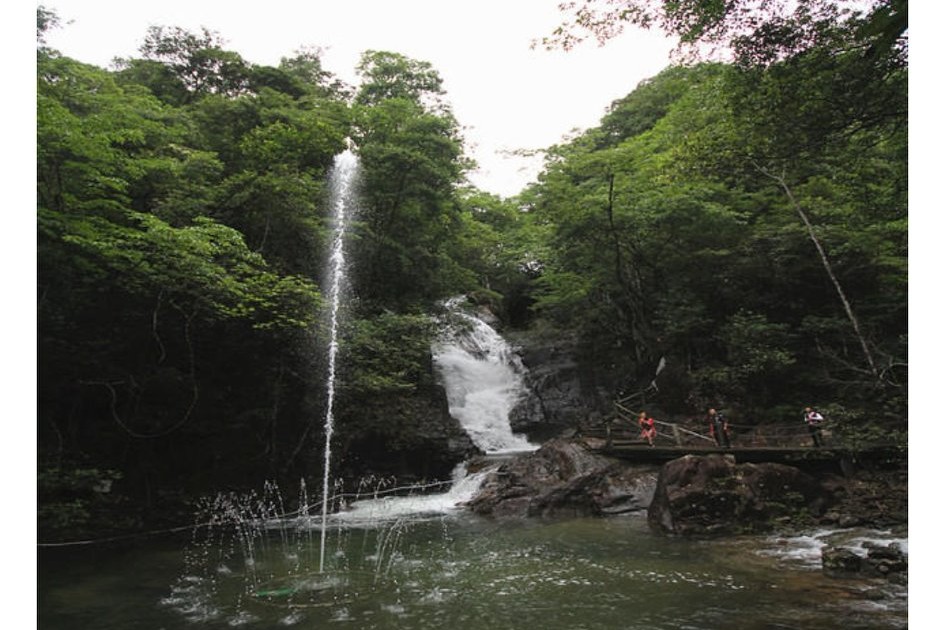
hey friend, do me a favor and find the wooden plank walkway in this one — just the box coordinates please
[597,444,848,464]
[593,442,904,467]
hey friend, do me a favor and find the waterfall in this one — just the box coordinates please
[319,148,359,572]
[317,151,531,541]
[325,298,537,525]
[432,298,537,454]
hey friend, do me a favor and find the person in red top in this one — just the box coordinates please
[638,411,657,446]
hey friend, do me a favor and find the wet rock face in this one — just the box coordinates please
[505,334,608,441]
[467,439,659,519]
[647,455,828,536]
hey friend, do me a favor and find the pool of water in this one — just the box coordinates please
[38,511,906,629]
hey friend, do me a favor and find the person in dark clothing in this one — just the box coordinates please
[707,408,730,448]
[804,407,825,447]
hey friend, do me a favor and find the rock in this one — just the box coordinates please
[467,438,658,519]
[821,542,907,580]
[647,455,827,536]
[822,473,907,529]
[863,542,908,577]
[822,546,864,577]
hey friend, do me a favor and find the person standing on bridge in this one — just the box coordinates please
[638,411,657,446]
[804,407,825,447]
[707,408,730,448]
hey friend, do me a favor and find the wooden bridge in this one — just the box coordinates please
[580,399,903,471]
[591,441,898,466]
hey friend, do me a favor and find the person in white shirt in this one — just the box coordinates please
[804,407,825,447]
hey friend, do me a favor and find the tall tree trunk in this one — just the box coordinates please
[757,165,880,384]
[605,172,650,367]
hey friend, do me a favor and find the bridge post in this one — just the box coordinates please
[671,423,682,446]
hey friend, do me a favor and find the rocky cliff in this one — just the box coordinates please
[506,332,612,442]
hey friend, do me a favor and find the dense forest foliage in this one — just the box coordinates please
[516,0,907,426]
[37,1,906,540]
[36,10,481,539]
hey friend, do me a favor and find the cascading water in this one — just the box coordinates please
[432,297,538,454]
[330,462,495,526]
[318,148,359,572]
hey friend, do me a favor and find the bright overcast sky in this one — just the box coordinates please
[39,0,677,197]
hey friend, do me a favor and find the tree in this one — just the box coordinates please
[354,50,448,113]
[37,4,59,46]
[543,0,907,66]
[278,46,352,100]
[516,54,904,420]
[348,51,469,309]
[136,25,251,99]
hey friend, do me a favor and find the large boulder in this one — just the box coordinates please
[647,454,829,536]
[467,438,658,518]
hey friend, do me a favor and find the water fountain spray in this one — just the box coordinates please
[319,147,359,572]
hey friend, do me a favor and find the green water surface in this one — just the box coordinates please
[38,513,906,629]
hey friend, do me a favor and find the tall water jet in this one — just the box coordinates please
[319,148,359,572]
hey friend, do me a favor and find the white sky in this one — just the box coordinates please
[39,0,677,198]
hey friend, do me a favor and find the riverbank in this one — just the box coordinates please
[466,438,907,536]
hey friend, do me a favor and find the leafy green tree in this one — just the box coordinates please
[719,15,905,387]
[543,0,907,67]
[36,4,59,47]
[331,312,471,480]
[354,50,448,112]
[450,189,543,323]
[543,1,906,394]
[113,58,191,107]
[694,311,797,415]
[279,46,353,100]
[137,25,251,99]
[348,51,469,309]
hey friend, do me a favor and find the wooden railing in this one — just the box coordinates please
[578,400,821,449]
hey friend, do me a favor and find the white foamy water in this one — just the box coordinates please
[432,298,538,454]
[330,464,493,526]
[757,527,909,568]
